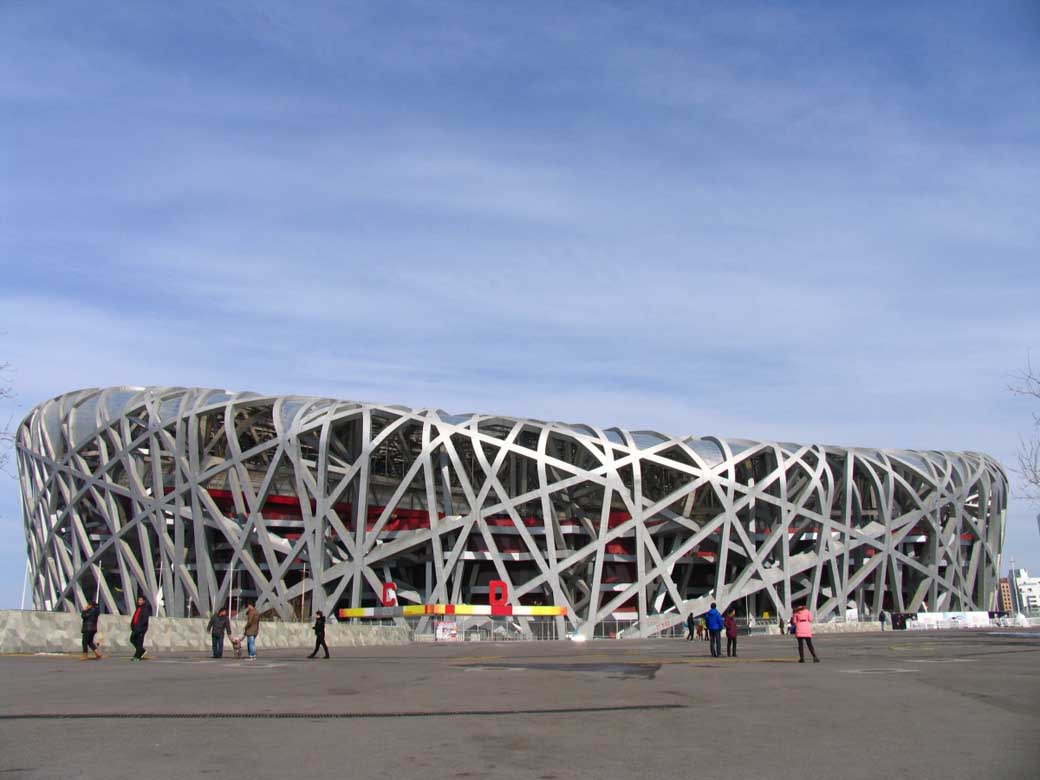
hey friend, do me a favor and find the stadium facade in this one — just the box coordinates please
[17,386,1008,638]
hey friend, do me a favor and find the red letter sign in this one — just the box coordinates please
[382,582,398,607]
[489,579,508,614]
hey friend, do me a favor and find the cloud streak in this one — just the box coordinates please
[1,1,1038,606]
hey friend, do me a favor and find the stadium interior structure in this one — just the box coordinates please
[18,387,1008,638]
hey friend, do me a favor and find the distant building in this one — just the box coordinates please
[998,577,1014,613]
[1008,568,1040,616]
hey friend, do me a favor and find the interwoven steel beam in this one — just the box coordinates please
[17,386,1008,638]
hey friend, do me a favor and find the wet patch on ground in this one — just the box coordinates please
[462,661,662,679]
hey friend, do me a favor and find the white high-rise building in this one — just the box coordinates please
[1008,568,1040,616]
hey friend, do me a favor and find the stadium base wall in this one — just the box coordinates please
[0,610,409,655]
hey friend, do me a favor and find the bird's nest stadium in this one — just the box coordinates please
[17,387,1007,638]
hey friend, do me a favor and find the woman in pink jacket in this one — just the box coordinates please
[792,604,820,663]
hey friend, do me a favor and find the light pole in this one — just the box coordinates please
[746,478,754,623]
[228,512,246,618]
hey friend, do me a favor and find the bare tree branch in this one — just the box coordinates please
[0,361,11,399]
[1010,354,1040,500]
[0,361,13,474]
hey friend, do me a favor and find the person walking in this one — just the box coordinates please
[308,610,330,659]
[685,612,696,641]
[80,600,102,660]
[793,603,820,663]
[724,608,739,658]
[879,610,887,632]
[206,607,232,658]
[705,602,725,658]
[129,595,152,660]
[243,603,261,660]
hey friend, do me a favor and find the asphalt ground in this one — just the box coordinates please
[1,629,1038,780]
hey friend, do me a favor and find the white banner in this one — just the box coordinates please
[913,611,990,628]
[434,620,459,641]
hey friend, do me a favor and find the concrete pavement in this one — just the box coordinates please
[1,629,1037,779]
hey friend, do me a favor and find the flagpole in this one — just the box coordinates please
[229,513,243,621]
[228,553,236,616]
[21,559,29,610]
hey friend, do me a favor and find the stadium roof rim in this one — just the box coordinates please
[21,385,1004,473]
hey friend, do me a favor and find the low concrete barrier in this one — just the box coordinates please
[812,621,883,634]
[0,610,409,655]
[757,621,881,636]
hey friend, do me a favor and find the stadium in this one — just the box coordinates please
[17,386,1008,638]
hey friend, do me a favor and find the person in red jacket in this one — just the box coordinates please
[792,603,820,663]
[129,596,152,660]
[724,609,739,657]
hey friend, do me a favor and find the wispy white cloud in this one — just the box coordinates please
[1,1,1038,605]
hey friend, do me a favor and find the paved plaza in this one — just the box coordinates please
[1,629,1038,779]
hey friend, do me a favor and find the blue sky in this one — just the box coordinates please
[1,1,1038,607]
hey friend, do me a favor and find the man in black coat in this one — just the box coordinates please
[129,596,152,660]
[80,600,102,660]
[308,610,330,659]
[206,607,232,658]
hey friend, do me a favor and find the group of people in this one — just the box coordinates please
[82,596,823,664]
[685,603,741,658]
[79,600,331,661]
[203,604,267,659]
[686,602,821,663]
[79,595,153,660]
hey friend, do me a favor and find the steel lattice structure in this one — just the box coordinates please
[18,386,1007,637]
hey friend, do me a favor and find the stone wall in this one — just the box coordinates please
[808,620,883,634]
[0,610,410,655]
[757,621,892,636]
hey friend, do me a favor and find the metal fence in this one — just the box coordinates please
[401,615,779,640]
[338,612,1040,642]
[643,616,782,639]
[406,616,564,642]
